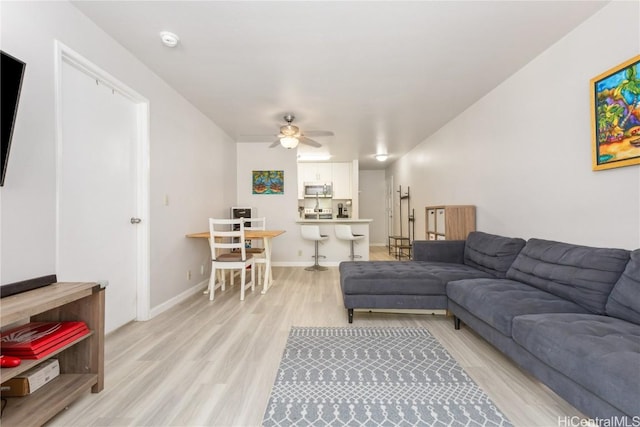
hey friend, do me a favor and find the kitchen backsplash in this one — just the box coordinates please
[299,198,352,219]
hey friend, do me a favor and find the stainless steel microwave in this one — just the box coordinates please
[304,182,332,198]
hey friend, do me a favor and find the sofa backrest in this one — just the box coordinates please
[463,232,526,278]
[606,249,640,325]
[506,238,630,314]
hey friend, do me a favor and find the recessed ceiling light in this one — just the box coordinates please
[160,31,180,48]
[375,154,389,162]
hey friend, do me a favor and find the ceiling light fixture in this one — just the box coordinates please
[280,136,299,149]
[375,154,389,162]
[160,31,180,48]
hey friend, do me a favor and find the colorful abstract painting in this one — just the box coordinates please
[252,170,284,194]
[591,55,640,170]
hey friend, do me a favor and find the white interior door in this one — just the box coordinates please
[58,60,139,333]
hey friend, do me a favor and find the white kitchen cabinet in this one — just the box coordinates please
[331,162,352,199]
[299,163,332,183]
[298,162,343,198]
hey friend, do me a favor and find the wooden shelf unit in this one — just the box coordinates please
[0,282,105,427]
[425,205,476,240]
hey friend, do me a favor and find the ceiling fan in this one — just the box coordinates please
[269,114,334,149]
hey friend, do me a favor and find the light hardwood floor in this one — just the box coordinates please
[48,247,583,427]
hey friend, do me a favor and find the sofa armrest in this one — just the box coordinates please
[412,240,466,264]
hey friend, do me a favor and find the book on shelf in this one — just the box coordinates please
[0,321,89,359]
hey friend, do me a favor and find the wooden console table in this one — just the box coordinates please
[0,282,105,427]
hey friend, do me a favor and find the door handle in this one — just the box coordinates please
[130,217,142,224]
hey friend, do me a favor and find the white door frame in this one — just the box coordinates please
[53,41,151,321]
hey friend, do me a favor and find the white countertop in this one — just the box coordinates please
[295,218,373,223]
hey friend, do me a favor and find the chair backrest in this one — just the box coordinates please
[209,218,247,261]
[245,217,266,230]
[301,225,323,241]
[334,224,354,240]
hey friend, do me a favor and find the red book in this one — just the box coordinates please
[2,328,90,359]
[1,322,89,354]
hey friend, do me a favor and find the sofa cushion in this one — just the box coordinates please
[506,239,629,314]
[339,261,493,296]
[512,313,640,416]
[413,240,465,264]
[446,278,588,336]
[463,232,526,279]
[606,249,640,325]
[414,261,496,283]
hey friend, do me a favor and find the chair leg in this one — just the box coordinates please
[349,241,362,261]
[258,263,263,288]
[305,240,328,271]
[250,262,256,293]
[209,265,216,301]
[240,267,246,300]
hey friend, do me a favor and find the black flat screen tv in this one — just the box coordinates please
[1,50,26,187]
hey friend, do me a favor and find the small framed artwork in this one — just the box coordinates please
[252,170,284,194]
[591,55,640,171]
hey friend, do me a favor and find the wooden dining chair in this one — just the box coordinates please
[208,218,255,301]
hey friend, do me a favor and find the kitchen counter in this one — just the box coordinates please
[295,218,373,223]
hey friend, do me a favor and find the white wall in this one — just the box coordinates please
[387,1,640,250]
[358,170,387,244]
[0,1,236,309]
[235,143,300,264]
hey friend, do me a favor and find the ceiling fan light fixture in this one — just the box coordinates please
[375,154,389,162]
[280,136,299,149]
[280,124,299,136]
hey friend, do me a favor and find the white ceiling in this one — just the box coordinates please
[72,1,608,169]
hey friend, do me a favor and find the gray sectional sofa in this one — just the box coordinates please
[339,232,640,420]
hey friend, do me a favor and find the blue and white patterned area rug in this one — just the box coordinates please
[262,327,513,426]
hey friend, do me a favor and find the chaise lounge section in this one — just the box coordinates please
[339,231,525,323]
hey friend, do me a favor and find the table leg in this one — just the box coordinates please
[262,237,272,294]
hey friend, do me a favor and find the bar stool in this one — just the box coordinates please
[335,224,365,261]
[301,225,328,271]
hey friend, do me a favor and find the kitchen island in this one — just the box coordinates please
[295,218,373,263]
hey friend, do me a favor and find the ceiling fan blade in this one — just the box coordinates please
[304,130,334,137]
[299,136,322,148]
[269,140,282,148]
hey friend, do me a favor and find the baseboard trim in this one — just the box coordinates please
[272,262,342,267]
[148,279,208,319]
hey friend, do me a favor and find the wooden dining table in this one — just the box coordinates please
[186,229,285,294]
